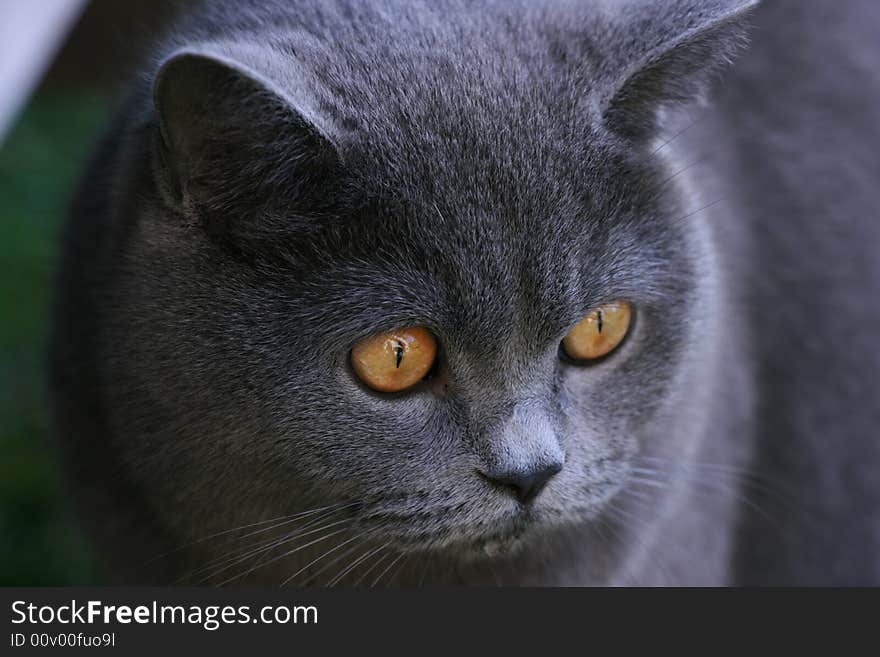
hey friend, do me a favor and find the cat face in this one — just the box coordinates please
[107,0,757,571]
[214,131,693,558]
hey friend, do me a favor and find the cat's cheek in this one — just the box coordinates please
[550,337,653,519]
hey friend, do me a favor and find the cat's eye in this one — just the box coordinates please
[351,327,438,392]
[561,301,632,362]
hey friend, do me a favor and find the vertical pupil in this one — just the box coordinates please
[394,341,404,368]
[597,309,604,334]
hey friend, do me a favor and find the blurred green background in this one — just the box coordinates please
[0,0,178,587]
[0,93,109,584]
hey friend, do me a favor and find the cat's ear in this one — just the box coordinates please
[152,47,342,244]
[597,0,759,141]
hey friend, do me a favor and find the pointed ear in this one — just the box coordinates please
[153,47,342,245]
[598,0,759,141]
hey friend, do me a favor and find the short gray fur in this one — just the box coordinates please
[49,0,880,585]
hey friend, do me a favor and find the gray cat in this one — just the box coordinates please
[49,0,880,586]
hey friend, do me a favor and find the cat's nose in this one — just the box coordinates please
[475,399,565,504]
[480,462,562,505]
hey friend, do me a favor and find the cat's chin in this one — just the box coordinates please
[393,532,532,568]
[391,506,588,564]
[463,534,528,561]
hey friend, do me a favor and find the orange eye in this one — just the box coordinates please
[351,327,437,392]
[562,301,632,362]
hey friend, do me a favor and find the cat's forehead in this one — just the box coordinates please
[283,9,606,210]
[295,43,659,334]
[237,5,681,335]
[324,60,610,246]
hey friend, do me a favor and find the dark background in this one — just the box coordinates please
[0,0,179,585]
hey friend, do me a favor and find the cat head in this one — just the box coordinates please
[112,0,757,576]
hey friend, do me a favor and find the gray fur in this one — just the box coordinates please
[48,0,880,585]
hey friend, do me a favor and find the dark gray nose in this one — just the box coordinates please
[480,462,562,504]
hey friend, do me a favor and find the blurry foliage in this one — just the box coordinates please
[0,93,109,584]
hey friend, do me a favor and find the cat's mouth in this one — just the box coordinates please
[349,467,629,562]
